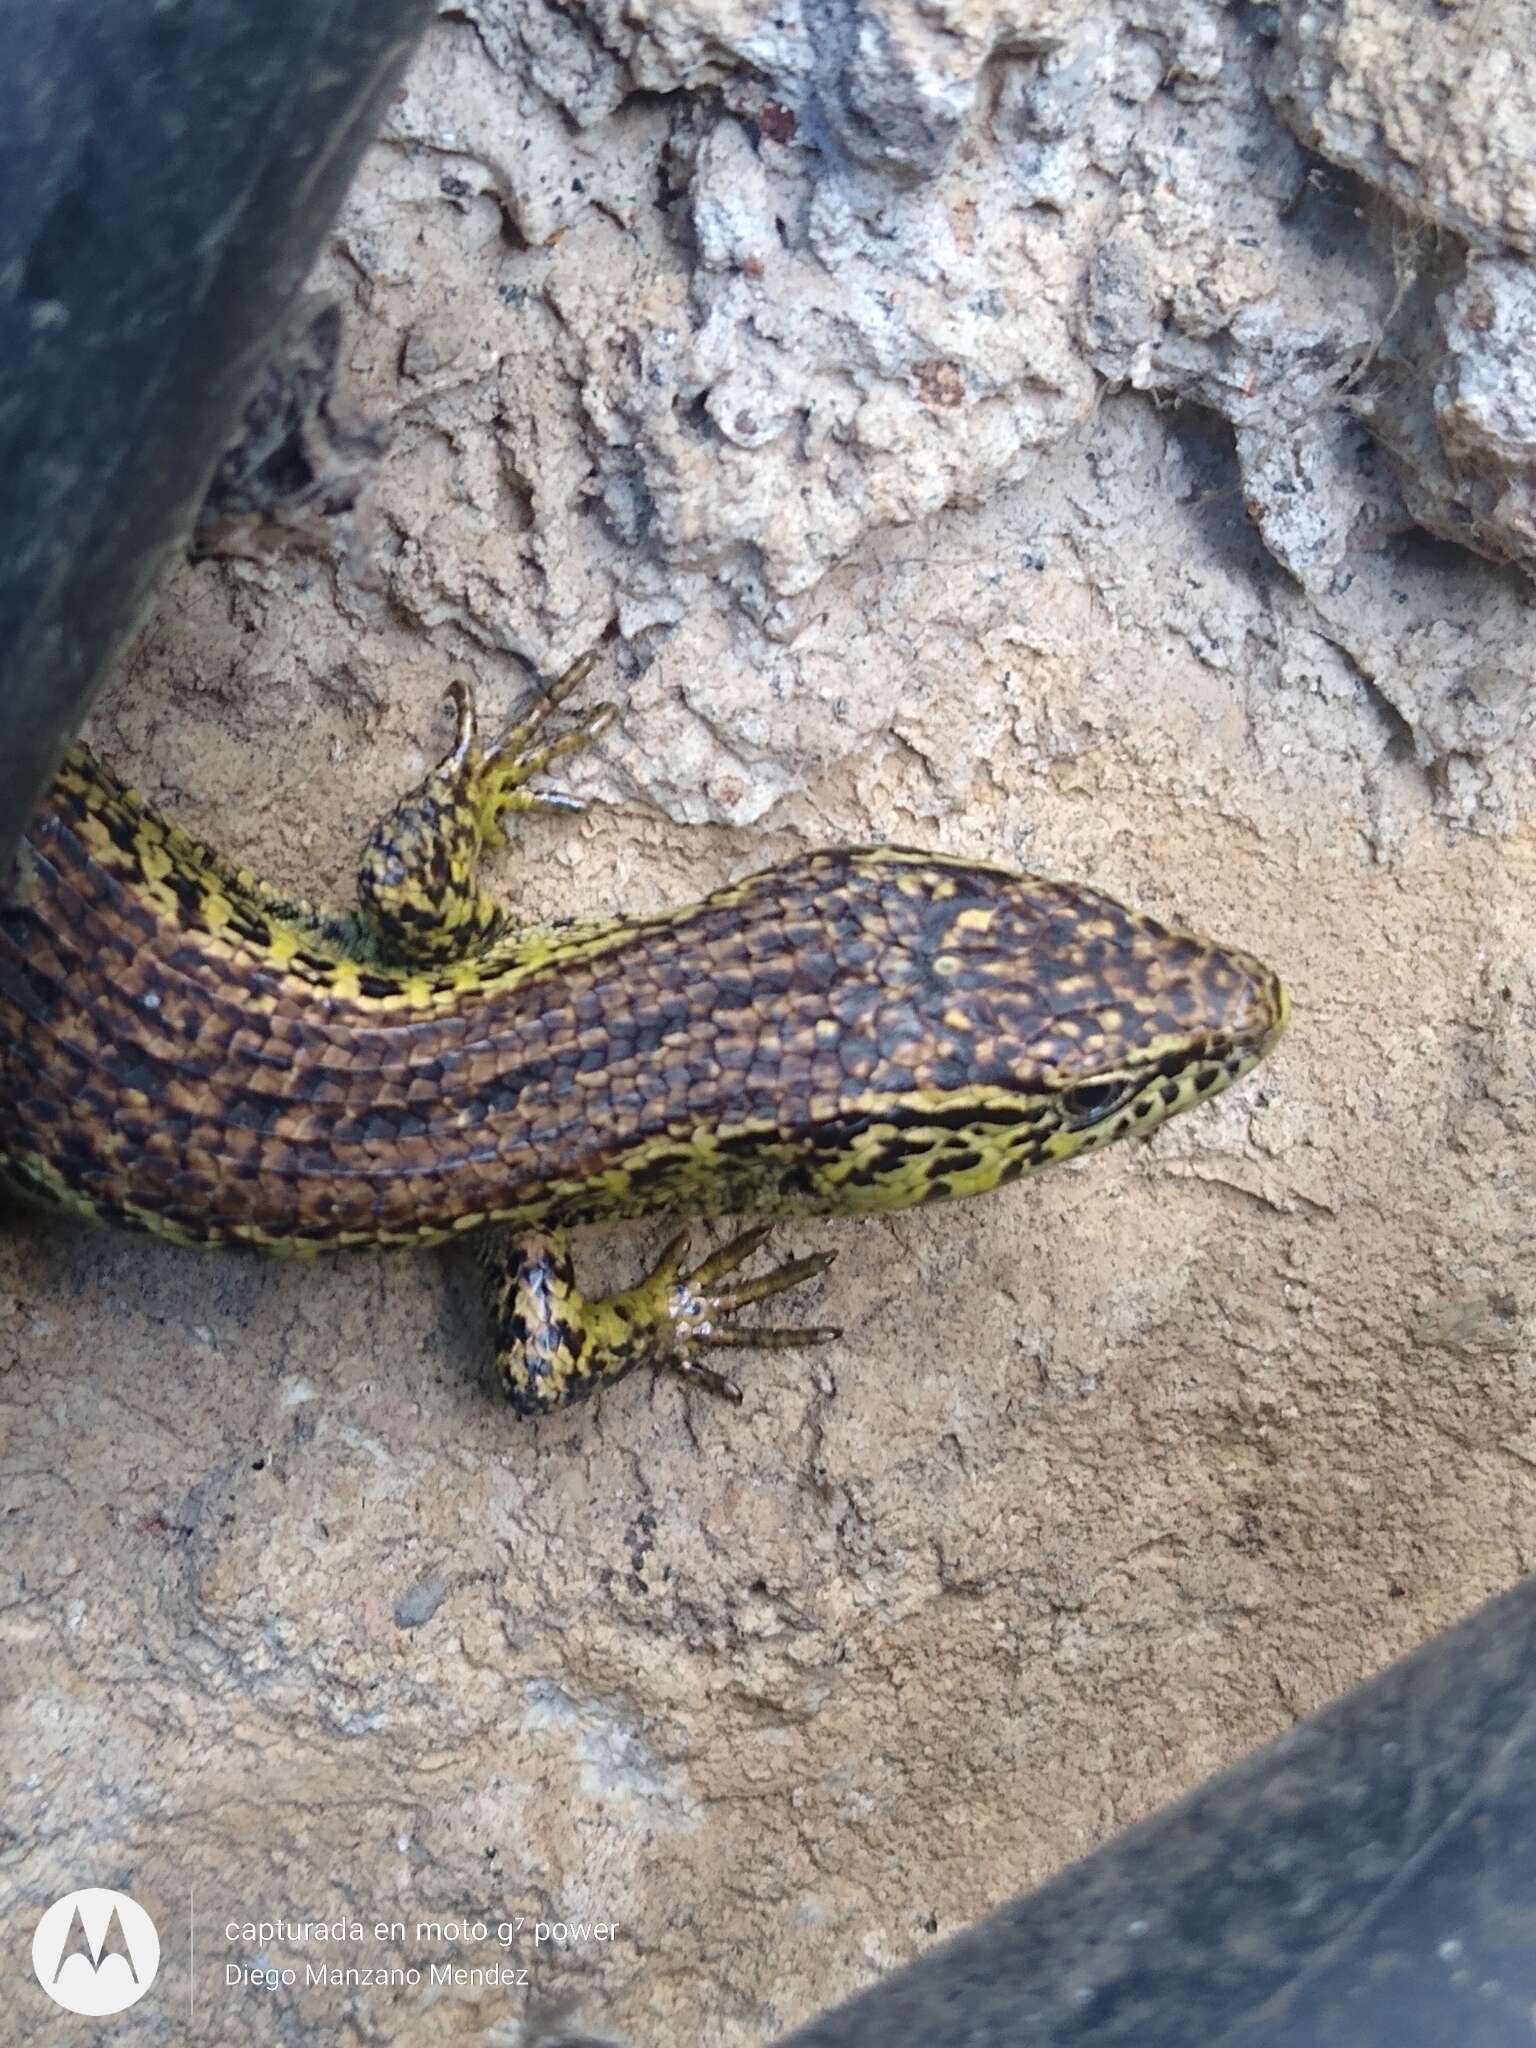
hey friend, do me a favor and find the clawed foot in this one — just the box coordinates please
[356,651,615,968]
[641,1224,841,1403]
[488,1223,841,1415]
[444,653,618,845]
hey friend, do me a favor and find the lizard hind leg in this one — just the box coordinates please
[356,654,617,967]
[483,1225,841,1417]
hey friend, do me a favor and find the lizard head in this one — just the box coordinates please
[786,852,1288,1211]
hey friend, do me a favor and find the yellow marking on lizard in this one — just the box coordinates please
[0,655,1288,1415]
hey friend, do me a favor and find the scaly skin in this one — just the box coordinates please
[0,659,1289,1414]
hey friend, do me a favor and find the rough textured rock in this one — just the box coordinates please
[1266,0,1536,254]
[1355,247,1536,582]
[192,298,390,569]
[4,2,1534,2045]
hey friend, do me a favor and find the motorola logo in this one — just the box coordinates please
[31,1888,160,2016]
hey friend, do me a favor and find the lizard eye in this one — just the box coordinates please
[1060,1078,1140,1128]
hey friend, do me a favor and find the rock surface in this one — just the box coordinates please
[5,1,1534,2044]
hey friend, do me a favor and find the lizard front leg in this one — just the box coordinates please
[483,1225,839,1415]
[355,653,616,966]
